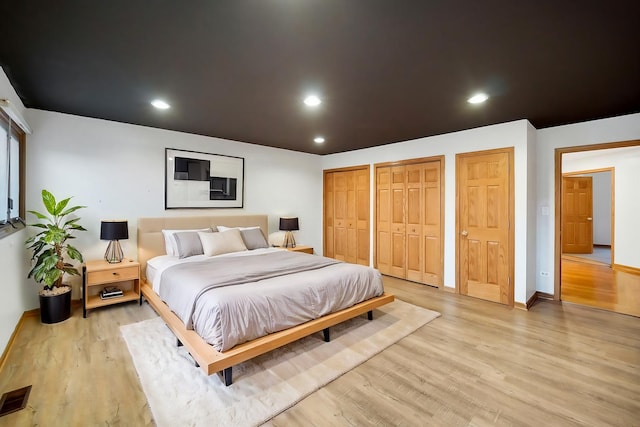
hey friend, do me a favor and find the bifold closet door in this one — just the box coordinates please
[405,164,423,282]
[333,170,353,263]
[422,161,442,286]
[354,168,370,265]
[376,165,406,278]
[375,159,442,287]
[324,172,335,259]
[324,167,370,266]
[376,167,392,275]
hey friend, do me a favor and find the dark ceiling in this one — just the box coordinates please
[1,1,639,155]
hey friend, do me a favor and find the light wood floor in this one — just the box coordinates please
[561,257,640,317]
[1,278,638,426]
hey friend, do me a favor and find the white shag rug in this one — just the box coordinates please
[121,300,440,427]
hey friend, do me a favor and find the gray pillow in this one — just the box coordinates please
[240,228,269,250]
[173,231,205,258]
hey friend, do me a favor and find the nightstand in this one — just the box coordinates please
[83,259,140,318]
[284,245,314,254]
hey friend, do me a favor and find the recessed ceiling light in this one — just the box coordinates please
[467,93,489,104]
[151,99,171,109]
[314,136,325,144]
[304,95,321,107]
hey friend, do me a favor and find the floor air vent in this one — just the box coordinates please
[0,385,31,417]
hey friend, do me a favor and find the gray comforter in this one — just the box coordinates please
[158,250,384,351]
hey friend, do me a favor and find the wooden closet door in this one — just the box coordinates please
[390,166,406,278]
[324,166,370,266]
[423,161,442,286]
[355,168,370,265]
[323,172,335,258]
[375,157,444,286]
[405,161,443,285]
[405,164,423,282]
[333,171,349,262]
[376,167,392,275]
[345,171,358,264]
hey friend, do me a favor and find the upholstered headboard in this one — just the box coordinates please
[137,215,269,280]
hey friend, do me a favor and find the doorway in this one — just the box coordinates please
[555,140,640,316]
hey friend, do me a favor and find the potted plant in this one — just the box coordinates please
[26,189,87,323]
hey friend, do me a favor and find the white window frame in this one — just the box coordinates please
[0,106,27,238]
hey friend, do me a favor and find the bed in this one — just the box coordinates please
[137,215,394,385]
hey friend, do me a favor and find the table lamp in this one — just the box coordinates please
[279,217,299,248]
[100,220,129,263]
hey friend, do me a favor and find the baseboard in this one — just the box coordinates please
[515,291,554,311]
[535,291,555,300]
[23,308,40,318]
[514,301,527,310]
[612,264,640,275]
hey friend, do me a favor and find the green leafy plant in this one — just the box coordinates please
[26,189,87,290]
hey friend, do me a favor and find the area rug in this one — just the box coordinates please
[121,299,440,427]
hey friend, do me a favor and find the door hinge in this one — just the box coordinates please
[507,276,510,286]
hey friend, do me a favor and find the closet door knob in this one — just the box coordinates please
[461,230,468,237]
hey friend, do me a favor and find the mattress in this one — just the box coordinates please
[149,249,384,351]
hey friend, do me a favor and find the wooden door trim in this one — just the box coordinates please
[323,164,370,174]
[375,156,445,169]
[373,156,444,287]
[554,139,640,300]
[455,147,515,306]
[563,167,615,176]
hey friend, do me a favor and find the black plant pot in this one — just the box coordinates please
[39,290,72,324]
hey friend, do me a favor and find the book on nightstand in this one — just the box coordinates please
[100,286,123,299]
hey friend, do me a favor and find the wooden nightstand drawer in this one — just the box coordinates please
[87,265,139,285]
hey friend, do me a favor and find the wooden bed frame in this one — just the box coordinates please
[137,215,394,385]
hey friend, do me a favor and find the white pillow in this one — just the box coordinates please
[162,228,211,256]
[198,229,247,256]
[216,225,260,232]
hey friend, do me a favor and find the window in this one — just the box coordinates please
[0,105,26,238]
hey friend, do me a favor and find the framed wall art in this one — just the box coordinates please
[165,148,244,209]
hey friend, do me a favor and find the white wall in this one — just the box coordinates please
[525,122,538,301]
[0,67,32,353]
[322,119,534,303]
[536,114,640,293]
[23,110,323,303]
[590,172,612,245]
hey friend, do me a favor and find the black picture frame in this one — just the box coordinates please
[165,148,244,209]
